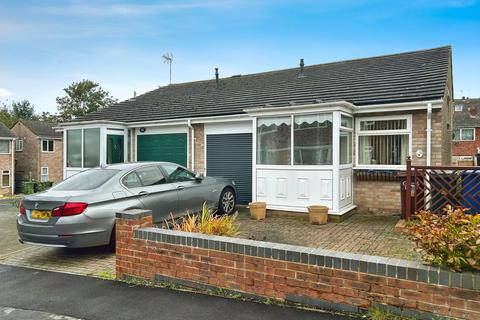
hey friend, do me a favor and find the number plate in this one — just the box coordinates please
[31,210,51,220]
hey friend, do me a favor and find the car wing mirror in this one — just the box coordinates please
[194,173,204,181]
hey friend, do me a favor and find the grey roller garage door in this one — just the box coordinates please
[206,133,252,205]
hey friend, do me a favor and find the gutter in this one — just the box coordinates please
[187,120,195,171]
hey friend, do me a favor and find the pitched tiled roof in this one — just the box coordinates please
[454,98,480,128]
[79,46,451,123]
[21,120,62,138]
[0,122,15,138]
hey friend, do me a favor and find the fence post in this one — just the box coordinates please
[405,156,412,220]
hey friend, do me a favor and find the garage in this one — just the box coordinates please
[206,133,252,204]
[137,133,187,167]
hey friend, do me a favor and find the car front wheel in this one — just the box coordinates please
[218,188,236,215]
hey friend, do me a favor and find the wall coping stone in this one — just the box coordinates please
[116,209,152,220]
[129,225,480,291]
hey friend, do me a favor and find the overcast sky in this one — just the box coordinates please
[1,0,479,113]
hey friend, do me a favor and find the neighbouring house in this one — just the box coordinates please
[58,46,454,217]
[11,120,63,186]
[0,122,16,196]
[452,97,480,166]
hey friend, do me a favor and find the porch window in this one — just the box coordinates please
[83,128,100,167]
[453,128,474,141]
[294,114,332,165]
[257,117,291,165]
[356,116,411,167]
[67,130,82,167]
[340,131,352,164]
[0,140,10,154]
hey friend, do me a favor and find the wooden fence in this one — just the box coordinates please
[405,157,480,219]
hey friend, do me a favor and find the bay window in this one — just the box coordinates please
[356,116,411,167]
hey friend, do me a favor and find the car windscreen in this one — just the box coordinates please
[52,169,120,191]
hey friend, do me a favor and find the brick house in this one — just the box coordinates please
[58,46,454,217]
[0,122,16,196]
[452,97,480,165]
[11,120,63,184]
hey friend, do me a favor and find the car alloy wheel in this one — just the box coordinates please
[221,190,235,214]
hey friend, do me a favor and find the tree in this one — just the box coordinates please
[56,80,117,121]
[0,105,16,128]
[11,100,38,120]
[39,111,58,122]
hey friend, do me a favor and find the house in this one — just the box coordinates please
[0,122,16,196]
[11,120,63,184]
[452,97,480,166]
[58,46,453,217]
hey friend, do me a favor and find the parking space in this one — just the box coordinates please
[0,200,115,277]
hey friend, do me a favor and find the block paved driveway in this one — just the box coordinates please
[0,200,115,277]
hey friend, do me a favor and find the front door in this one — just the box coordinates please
[107,134,124,164]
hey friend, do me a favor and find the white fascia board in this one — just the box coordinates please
[353,99,443,113]
[244,101,356,116]
[57,120,126,127]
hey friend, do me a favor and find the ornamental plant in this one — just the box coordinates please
[407,206,480,271]
[165,202,240,237]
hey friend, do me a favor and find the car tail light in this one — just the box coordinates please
[51,202,88,217]
[19,202,26,215]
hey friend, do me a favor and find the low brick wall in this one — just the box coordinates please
[116,210,480,319]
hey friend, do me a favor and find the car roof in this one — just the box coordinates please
[100,162,178,171]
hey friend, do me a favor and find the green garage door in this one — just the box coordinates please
[137,133,187,167]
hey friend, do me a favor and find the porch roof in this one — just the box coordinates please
[77,46,451,124]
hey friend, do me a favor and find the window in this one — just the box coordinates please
[135,166,166,186]
[294,114,332,165]
[1,170,10,187]
[257,117,291,165]
[453,128,475,141]
[83,128,100,167]
[40,167,49,182]
[52,169,120,191]
[0,140,10,154]
[16,139,23,152]
[122,171,143,188]
[455,104,463,112]
[340,131,352,164]
[341,115,353,128]
[356,116,411,167]
[67,130,82,167]
[42,139,54,152]
[162,164,195,182]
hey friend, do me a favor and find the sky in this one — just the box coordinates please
[0,0,479,114]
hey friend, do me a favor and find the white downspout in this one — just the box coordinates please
[11,139,15,195]
[426,102,432,166]
[426,103,432,210]
[187,120,195,172]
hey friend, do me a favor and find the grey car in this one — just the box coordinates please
[17,162,237,248]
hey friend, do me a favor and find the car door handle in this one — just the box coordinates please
[176,186,185,191]
[138,191,149,196]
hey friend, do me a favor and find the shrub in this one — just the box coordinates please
[407,206,480,271]
[165,202,240,237]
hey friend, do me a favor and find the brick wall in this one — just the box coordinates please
[191,124,205,173]
[116,211,480,320]
[353,180,400,215]
[39,139,63,183]
[11,122,38,181]
[0,142,14,196]
[452,127,480,157]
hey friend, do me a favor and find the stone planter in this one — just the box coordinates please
[307,205,328,225]
[249,202,266,220]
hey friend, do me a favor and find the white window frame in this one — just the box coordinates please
[1,170,10,188]
[355,114,412,170]
[0,140,11,155]
[41,167,49,182]
[16,139,24,152]
[455,104,463,112]
[339,113,354,168]
[453,128,475,141]
[41,139,55,153]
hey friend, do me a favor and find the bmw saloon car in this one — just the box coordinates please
[17,162,237,248]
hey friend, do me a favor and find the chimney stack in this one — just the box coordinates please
[215,68,219,87]
[299,58,305,77]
